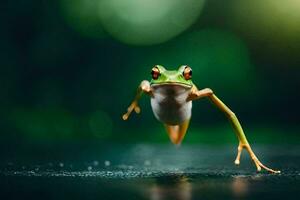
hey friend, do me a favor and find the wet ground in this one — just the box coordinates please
[0,143,299,199]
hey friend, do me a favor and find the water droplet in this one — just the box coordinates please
[144,160,151,166]
[59,163,64,167]
[87,166,92,171]
[93,161,99,166]
[104,160,110,167]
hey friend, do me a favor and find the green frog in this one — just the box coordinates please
[123,65,280,173]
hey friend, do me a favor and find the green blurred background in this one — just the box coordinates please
[1,0,300,145]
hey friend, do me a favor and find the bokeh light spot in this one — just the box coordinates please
[230,0,300,55]
[98,0,206,45]
[60,0,107,39]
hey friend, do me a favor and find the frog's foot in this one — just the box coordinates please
[164,120,190,145]
[122,101,140,120]
[234,143,280,174]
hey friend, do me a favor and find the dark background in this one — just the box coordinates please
[0,0,299,144]
[1,1,300,199]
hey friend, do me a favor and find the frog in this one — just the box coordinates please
[122,65,280,173]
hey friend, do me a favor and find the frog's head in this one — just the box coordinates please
[150,65,193,88]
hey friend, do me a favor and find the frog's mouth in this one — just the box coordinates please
[151,82,192,88]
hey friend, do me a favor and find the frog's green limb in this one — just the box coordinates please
[189,87,280,173]
[164,120,190,145]
[122,80,151,120]
[187,86,213,101]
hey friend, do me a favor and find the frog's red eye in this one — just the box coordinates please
[183,66,192,80]
[151,67,160,80]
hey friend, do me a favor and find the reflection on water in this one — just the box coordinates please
[149,175,192,200]
[231,175,249,198]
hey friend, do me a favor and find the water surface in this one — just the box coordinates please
[1,144,299,199]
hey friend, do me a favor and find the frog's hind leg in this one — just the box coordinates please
[164,120,190,145]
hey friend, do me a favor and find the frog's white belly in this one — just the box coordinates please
[150,84,192,125]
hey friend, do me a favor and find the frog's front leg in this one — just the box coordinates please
[122,80,152,120]
[188,86,280,173]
